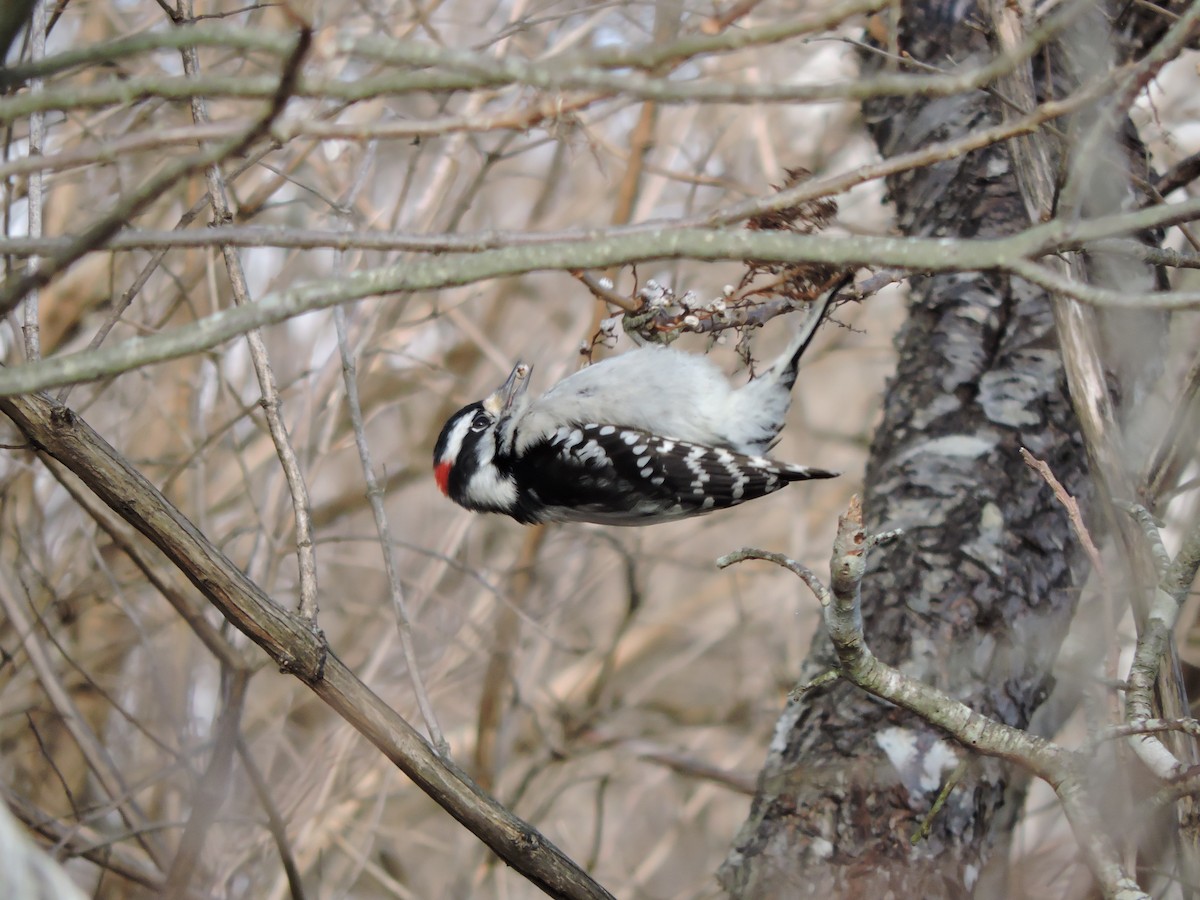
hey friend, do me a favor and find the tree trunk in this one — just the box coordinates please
[720,7,1099,896]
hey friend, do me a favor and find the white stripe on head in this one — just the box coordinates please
[437,413,474,465]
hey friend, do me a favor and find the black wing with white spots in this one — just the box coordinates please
[502,423,837,525]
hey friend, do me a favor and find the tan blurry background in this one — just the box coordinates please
[3,0,1198,897]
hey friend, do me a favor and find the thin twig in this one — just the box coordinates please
[56,146,282,404]
[1116,502,1172,577]
[45,456,252,671]
[630,743,758,795]
[163,667,249,897]
[1021,447,1106,578]
[21,0,46,362]
[3,790,162,893]
[332,305,446,751]
[0,391,616,900]
[766,495,1148,899]
[474,526,545,786]
[788,668,840,701]
[717,547,832,606]
[324,133,445,747]
[0,571,169,871]
[345,2,1077,107]
[176,2,320,621]
[235,737,308,900]
[911,759,969,844]
[0,17,312,319]
[4,187,1200,399]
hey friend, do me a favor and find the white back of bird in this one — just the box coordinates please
[506,328,812,458]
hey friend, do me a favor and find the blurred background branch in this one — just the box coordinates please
[1,1,1198,898]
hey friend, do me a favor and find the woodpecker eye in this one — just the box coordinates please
[469,413,490,433]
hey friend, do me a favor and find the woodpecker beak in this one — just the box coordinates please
[483,362,531,416]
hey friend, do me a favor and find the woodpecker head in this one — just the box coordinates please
[433,362,531,513]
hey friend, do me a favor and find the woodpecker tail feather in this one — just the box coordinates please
[774,273,852,391]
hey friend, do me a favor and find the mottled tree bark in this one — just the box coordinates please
[722,0,1189,893]
[720,7,1098,897]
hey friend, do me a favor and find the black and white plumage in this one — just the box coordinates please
[432,286,841,525]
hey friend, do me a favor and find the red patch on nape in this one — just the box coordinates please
[434,460,452,496]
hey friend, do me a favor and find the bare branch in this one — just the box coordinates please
[0,392,614,900]
[176,2,319,621]
[333,305,445,749]
[163,668,248,895]
[717,547,831,607]
[1022,447,1106,578]
[2,794,123,899]
[2,190,1200,398]
[0,571,169,871]
[0,20,312,318]
[759,495,1149,899]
